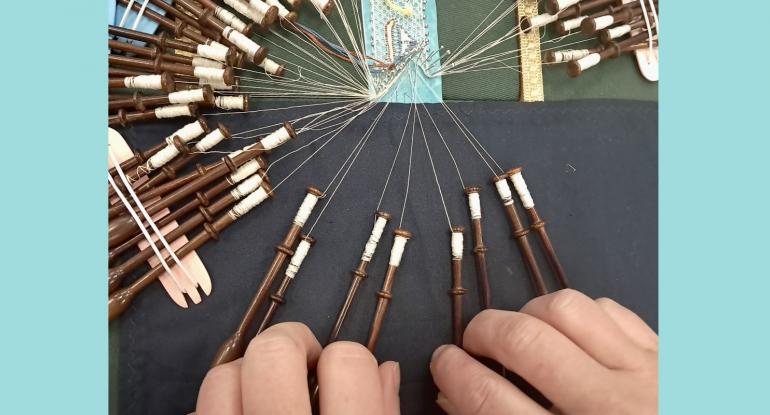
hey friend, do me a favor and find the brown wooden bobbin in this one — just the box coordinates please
[448,226,467,346]
[463,186,491,309]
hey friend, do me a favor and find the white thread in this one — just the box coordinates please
[228,149,244,159]
[552,0,579,11]
[468,192,482,219]
[388,234,409,266]
[147,144,180,169]
[529,13,558,29]
[285,239,312,279]
[552,49,590,63]
[229,159,260,183]
[194,128,227,152]
[215,7,248,32]
[230,186,269,218]
[224,27,261,59]
[191,56,224,69]
[196,44,228,63]
[173,120,206,143]
[201,78,233,90]
[230,173,264,199]
[293,193,319,226]
[576,53,601,71]
[451,231,463,260]
[215,95,246,110]
[168,88,206,104]
[561,16,585,32]
[154,104,193,119]
[259,58,282,75]
[194,66,227,83]
[260,126,293,150]
[592,15,615,31]
[361,216,388,261]
[310,0,331,14]
[224,0,263,22]
[494,178,514,206]
[607,24,631,40]
[510,172,535,209]
[265,0,290,18]
[124,74,163,90]
[248,0,272,14]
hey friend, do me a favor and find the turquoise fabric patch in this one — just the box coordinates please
[361,0,443,103]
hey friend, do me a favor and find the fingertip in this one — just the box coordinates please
[320,340,377,367]
[431,343,453,363]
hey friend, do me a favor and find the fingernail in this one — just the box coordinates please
[431,344,451,363]
[392,362,401,393]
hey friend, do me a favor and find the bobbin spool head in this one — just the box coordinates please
[299,234,316,245]
[490,173,509,184]
[566,60,583,78]
[306,186,325,199]
[161,72,177,93]
[505,167,523,178]
[283,121,298,140]
[201,85,215,105]
[375,211,392,221]
[242,22,257,37]
[284,11,299,23]
[216,123,233,139]
[222,67,236,86]
[274,64,286,78]
[251,46,270,65]
[261,179,276,199]
[451,226,465,234]
[196,116,212,134]
[544,0,562,15]
[463,186,481,195]
[393,228,412,239]
[543,51,557,64]
[555,20,569,36]
[322,0,335,15]
[265,6,280,26]
[580,18,600,35]
[132,90,146,112]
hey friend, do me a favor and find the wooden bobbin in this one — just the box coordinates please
[448,226,466,346]
[506,167,569,290]
[328,210,392,344]
[211,186,325,367]
[567,31,654,77]
[108,180,274,321]
[491,175,547,296]
[579,6,635,35]
[464,186,491,309]
[117,0,215,46]
[108,102,198,128]
[256,235,316,334]
[109,71,176,94]
[366,228,412,352]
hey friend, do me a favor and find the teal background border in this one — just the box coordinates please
[1,2,768,414]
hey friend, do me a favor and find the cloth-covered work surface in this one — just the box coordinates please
[112,100,657,415]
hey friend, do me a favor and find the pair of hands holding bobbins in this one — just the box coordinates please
[195,289,658,414]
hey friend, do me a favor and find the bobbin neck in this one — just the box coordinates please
[375,211,392,220]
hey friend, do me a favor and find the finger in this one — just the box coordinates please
[378,361,401,415]
[241,322,322,415]
[596,297,658,352]
[463,309,612,412]
[430,344,550,415]
[318,341,385,415]
[196,358,243,415]
[521,289,649,369]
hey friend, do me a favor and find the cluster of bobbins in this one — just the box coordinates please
[107,118,298,320]
[521,0,658,78]
[109,0,340,127]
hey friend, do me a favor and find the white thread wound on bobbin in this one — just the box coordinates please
[467,192,482,219]
[259,58,282,75]
[191,56,224,69]
[494,179,514,206]
[561,16,585,31]
[194,128,227,152]
[576,53,601,71]
[552,0,579,11]
[553,49,590,63]
[529,13,558,29]
[124,74,163,89]
[265,0,290,18]
[285,239,312,279]
[224,27,261,59]
[194,66,227,83]
[215,7,247,32]
[361,216,388,261]
[230,173,264,199]
[230,186,269,218]
[168,88,206,104]
[155,104,193,119]
[293,193,320,226]
[593,15,615,31]
[173,120,206,143]
[215,95,245,110]
[389,234,409,267]
[260,126,292,150]
[510,172,535,209]
[197,44,228,63]
[229,159,260,183]
[147,143,180,169]
[451,231,463,260]
[249,0,272,14]
[607,24,631,39]
[224,0,262,22]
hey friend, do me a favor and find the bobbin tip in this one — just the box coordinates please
[490,174,508,184]
[223,67,236,86]
[505,167,523,177]
[567,61,582,78]
[284,121,297,139]
[197,116,212,133]
[161,72,177,93]
[261,180,275,198]
[285,12,299,23]
[544,0,561,15]
[375,211,392,220]
[451,226,465,233]
[252,47,269,65]
[265,6,279,25]
[217,123,233,139]
[243,22,256,37]
[322,0,335,15]
[274,64,286,78]
[242,95,250,111]
[394,228,412,239]
[543,51,556,63]
[463,186,481,195]
[201,85,215,104]
[580,18,598,34]
[306,186,325,198]
[300,234,316,245]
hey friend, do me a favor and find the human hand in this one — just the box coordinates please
[430,289,658,415]
[195,322,400,415]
